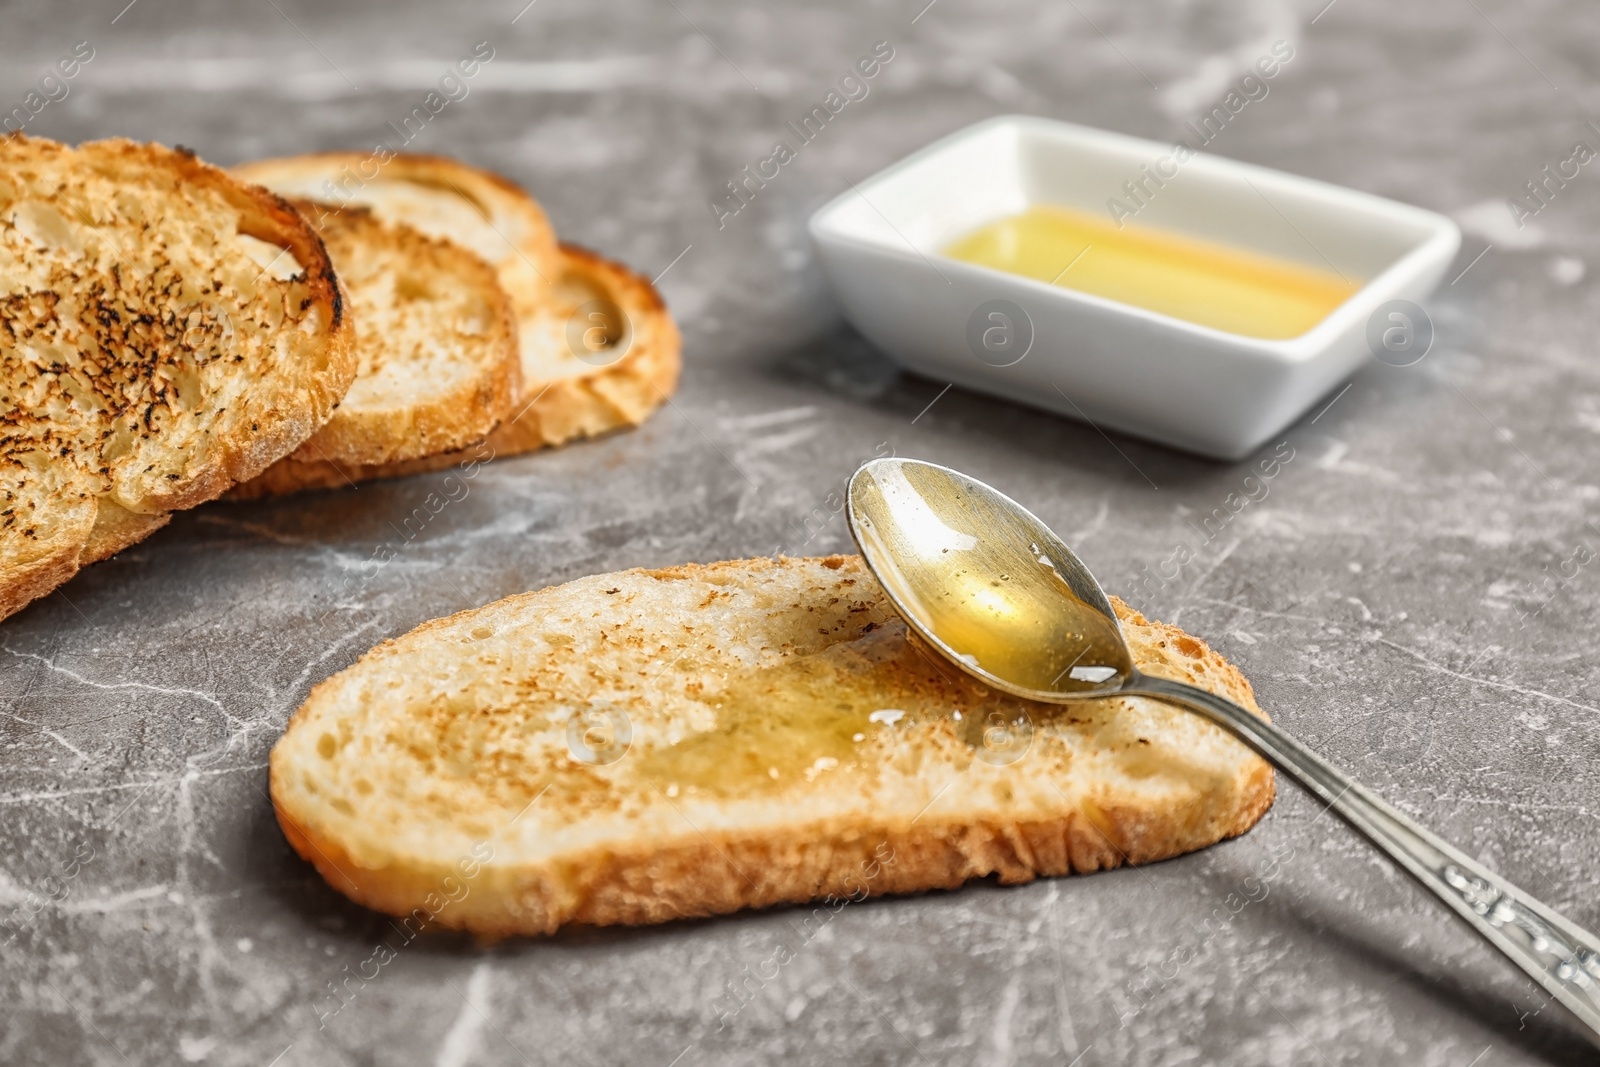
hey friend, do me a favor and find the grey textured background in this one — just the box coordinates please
[3,0,1599,1063]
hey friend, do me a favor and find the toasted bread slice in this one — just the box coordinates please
[235,200,518,474]
[270,555,1274,937]
[228,243,680,496]
[231,152,558,320]
[0,136,354,620]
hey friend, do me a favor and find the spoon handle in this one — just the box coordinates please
[1128,671,1600,1042]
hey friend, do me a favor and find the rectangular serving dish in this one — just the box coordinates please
[809,115,1461,460]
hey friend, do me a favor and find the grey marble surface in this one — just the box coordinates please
[4,0,1600,1063]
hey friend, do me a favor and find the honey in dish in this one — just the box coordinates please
[943,204,1359,340]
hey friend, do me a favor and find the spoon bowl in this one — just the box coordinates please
[848,456,1600,1047]
[847,457,1130,700]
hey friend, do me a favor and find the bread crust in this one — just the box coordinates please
[0,135,355,619]
[270,556,1274,937]
[227,242,680,496]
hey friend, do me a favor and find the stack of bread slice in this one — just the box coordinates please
[227,153,681,497]
[0,137,680,620]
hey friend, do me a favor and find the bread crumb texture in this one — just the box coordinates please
[0,135,353,618]
[272,555,1275,936]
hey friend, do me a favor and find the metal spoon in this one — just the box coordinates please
[847,456,1600,1043]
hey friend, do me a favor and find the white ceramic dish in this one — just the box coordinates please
[808,115,1461,460]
